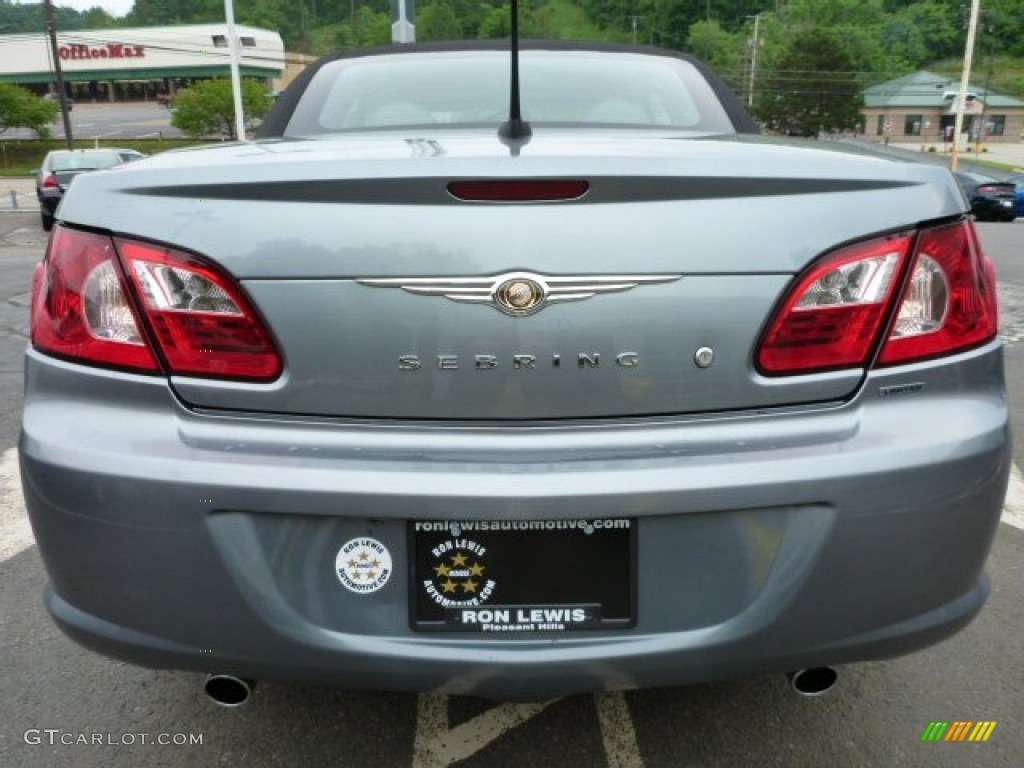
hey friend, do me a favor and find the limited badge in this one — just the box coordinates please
[336,537,392,593]
[422,537,496,608]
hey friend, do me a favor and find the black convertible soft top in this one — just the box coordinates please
[257,40,758,138]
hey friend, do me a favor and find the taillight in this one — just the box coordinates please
[31,228,159,372]
[115,238,282,380]
[31,226,282,381]
[877,221,997,365]
[757,220,997,375]
[42,174,59,189]
[757,233,913,374]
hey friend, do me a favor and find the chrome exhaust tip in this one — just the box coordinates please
[204,674,254,707]
[787,667,838,697]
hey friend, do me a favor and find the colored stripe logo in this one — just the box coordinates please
[921,721,996,742]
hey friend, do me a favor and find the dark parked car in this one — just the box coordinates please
[21,42,1009,704]
[953,171,1017,221]
[35,148,146,231]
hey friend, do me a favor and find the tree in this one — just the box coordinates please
[0,84,59,139]
[80,8,119,28]
[171,79,273,140]
[349,6,392,47]
[416,0,463,41]
[899,2,961,62]
[478,5,512,39]
[686,20,744,90]
[753,27,865,137]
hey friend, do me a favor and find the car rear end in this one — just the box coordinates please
[36,149,133,230]
[957,173,1017,221]
[35,153,64,227]
[19,47,1010,701]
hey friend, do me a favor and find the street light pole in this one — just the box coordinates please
[43,0,73,150]
[223,0,247,142]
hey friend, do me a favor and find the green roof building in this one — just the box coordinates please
[863,71,1024,145]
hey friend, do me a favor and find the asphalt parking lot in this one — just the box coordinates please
[0,208,1022,768]
[4,102,185,142]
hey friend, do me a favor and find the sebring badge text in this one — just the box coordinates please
[398,352,641,371]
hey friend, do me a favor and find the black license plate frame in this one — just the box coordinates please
[409,519,636,633]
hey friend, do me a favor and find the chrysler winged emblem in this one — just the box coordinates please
[357,271,682,316]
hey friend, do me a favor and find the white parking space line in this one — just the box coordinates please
[1003,463,1024,531]
[0,448,34,562]
[595,692,644,768]
[412,692,559,767]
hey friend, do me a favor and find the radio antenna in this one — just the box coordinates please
[498,0,532,142]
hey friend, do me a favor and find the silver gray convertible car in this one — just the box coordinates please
[21,41,1010,703]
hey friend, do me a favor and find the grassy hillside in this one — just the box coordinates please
[929,55,1024,101]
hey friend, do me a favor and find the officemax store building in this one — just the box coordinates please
[0,24,285,102]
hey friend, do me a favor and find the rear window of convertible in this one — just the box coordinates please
[50,151,123,171]
[284,50,736,135]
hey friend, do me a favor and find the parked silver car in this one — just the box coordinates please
[35,147,146,231]
[21,42,1009,703]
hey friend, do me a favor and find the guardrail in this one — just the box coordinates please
[1,190,36,211]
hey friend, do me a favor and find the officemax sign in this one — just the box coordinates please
[58,43,145,60]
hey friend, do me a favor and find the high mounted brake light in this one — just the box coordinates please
[31,227,282,381]
[448,180,589,201]
[757,220,997,375]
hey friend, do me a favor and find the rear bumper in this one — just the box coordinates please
[38,195,59,213]
[973,198,1016,220]
[20,343,1011,700]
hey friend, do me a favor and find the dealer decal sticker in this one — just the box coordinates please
[336,537,393,593]
[422,537,497,608]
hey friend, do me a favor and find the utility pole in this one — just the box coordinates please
[975,8,995,156]
[628,15,643,45]
[747,13,761,108]
[950,0,980,172]
[223,0,246,142]
[43,0,73,150]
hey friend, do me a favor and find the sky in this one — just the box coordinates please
[24,1,134,18]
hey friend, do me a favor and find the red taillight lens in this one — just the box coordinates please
[115,238,282,380]
[31,228,159,372]
[757,221,998,376]
[31,227,282,381]
[878,221,997,365]
[757,233,913,374]
[42,174,59,189]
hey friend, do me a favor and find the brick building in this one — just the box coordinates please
[863,70,1024,147]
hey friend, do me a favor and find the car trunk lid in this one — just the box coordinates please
[58,133,965,421]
